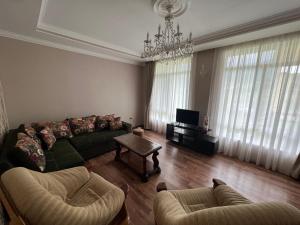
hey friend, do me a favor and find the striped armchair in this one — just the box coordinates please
[0,167,128,225]
[154,179,300,225]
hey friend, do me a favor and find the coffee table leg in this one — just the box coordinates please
[142,157,149,182]
[152,151,161,173]
[115,143,121,161]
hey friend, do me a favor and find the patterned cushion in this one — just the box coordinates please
[31,121,52,132]
[95,116,109,130]
[15,133,46,172]
[109,117,123,131]
[31,120,73,139]
[69,116,96,135]
[40,127,56,150]
[48,121,73,139]
[19,125,42,145]
[102,114,115,122]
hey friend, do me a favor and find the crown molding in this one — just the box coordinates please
[0,29,143,65]
[36,23,141,59]
[37,0,141,61]
[194,7,300,45]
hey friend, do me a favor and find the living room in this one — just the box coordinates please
[0,0,300,225]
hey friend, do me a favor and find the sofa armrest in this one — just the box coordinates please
[122,122,132,133]
[0,160,14,175]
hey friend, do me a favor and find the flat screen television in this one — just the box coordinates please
[176,109,199,126]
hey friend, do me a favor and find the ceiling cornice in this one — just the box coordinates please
[0,29,143,66]
[194,7,300,45]
[37,0,142,62]
[36,23,141,59]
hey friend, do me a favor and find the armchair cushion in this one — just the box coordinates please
[154,180,300,225]
[1,166,125,225]
[170,187,218,210]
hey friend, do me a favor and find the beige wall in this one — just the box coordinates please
[192,49,216,118]
[0,37,144,128]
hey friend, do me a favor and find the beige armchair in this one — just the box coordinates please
[154,179,300,225]
[0,167,128,225]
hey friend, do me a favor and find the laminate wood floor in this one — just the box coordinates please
[86,131,300,225]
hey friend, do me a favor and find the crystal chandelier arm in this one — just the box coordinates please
[142,1,193,61]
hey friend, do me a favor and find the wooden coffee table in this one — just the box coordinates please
[114,133,162,182]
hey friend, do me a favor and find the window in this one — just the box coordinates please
[209,33,300,175]
[149,56,192,133]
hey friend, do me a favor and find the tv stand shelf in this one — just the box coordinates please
[166,123,218,155]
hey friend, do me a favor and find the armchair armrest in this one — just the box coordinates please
[212,178,226,188]
[119,183,129,198]
[122,122,132,133]
[183,202,300,225]
[156,182,168,192]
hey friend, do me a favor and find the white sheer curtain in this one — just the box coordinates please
[209,33,300,176]
[149,56,192,133]
[0,80,9,145]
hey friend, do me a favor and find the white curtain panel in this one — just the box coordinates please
[149,56,192,133]
[0,81,9,145]
[209,33,300,176]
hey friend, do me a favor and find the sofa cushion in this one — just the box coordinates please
[48,120,73,139]
[70,130,127,153]
[32,120,73,139]
[102,114,115,122]
[69,116,96,135]
[14,133,46,172]
[19,125,42,146]
[95,117,109,131]
[109,117,123,131]
[40,127,56,150]
[44,139,84,172]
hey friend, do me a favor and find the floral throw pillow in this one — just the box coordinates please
[103,114,115,122]
[109,117,123,131]
[48,120,73,139]
[40,127,56,150]
[69,116,96,135]
[31,120,73,139]
[15,132,46,172]
[19,125,42,146]
[95,116,109,130]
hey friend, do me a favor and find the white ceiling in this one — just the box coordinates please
[1,0,300,64]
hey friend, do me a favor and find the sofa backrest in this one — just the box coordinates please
[0,129,20,174]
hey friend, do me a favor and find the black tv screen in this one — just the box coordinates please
[176,109,199,125]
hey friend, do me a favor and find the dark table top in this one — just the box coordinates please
[114,133,162,157]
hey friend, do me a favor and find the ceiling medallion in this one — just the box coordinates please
[142,0,193,61]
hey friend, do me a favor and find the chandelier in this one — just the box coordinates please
[142,1,193,61]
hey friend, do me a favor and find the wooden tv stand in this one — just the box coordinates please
[166,122,218,155]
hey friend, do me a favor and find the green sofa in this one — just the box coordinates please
[0,122,131,174]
